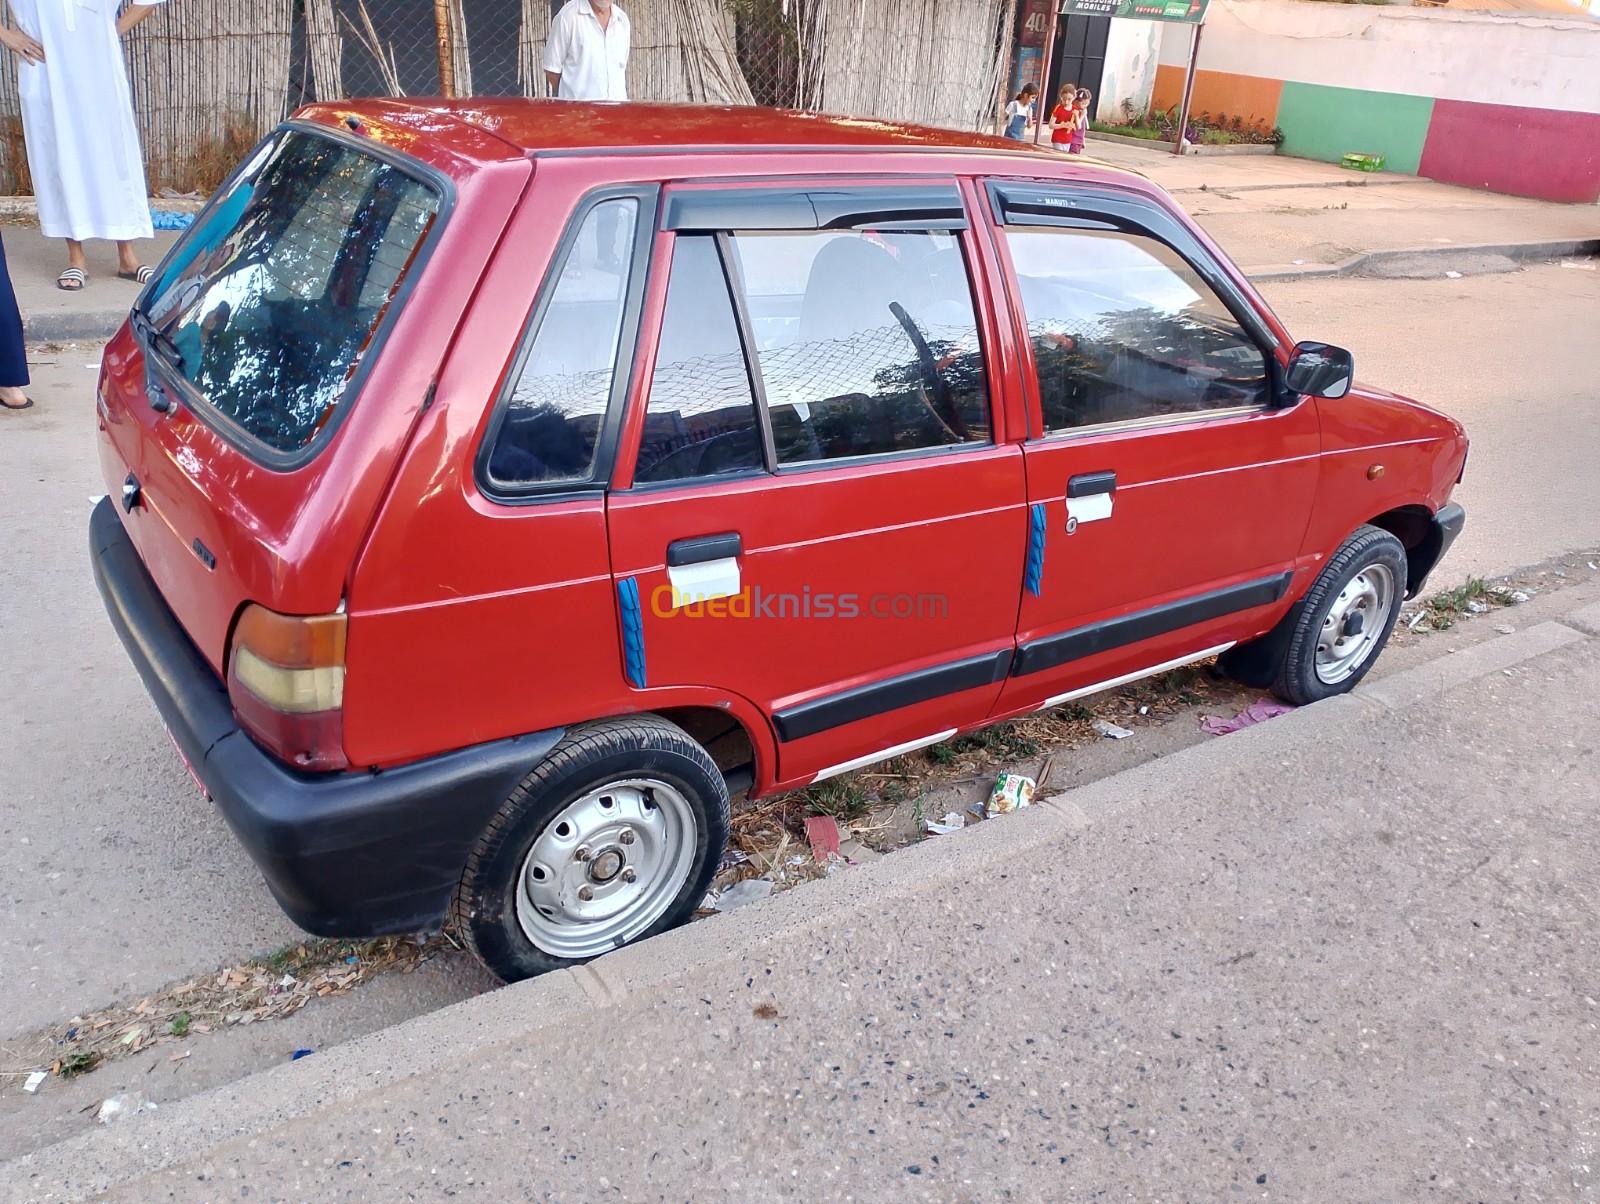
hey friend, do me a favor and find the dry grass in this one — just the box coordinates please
[0,935,447,1092]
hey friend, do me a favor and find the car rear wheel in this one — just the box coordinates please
[1268,524,1407,705]
[453,716,729,983]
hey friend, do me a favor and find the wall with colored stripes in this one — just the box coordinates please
[1149,0,1600,203]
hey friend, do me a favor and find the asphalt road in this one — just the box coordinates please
[1,262,1597,1048]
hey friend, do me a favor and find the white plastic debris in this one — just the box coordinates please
[1508,590,1532,603]
[708,878,773,912]
[1093,719,1134,740]
[1465,599,1489,614]
[23,1071,46,1094]
[923,811,966,836]
[1444,270,1463,279]
[96,1093,156,1125]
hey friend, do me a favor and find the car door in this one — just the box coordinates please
[605,182,1027,787]
[980,180,1320,716]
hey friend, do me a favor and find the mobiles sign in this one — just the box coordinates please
[1060,0,1208,22]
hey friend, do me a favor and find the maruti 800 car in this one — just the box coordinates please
[90,100,1466,981]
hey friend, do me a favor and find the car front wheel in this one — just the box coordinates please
[1269,524,1407,705]
[453,716,730,983]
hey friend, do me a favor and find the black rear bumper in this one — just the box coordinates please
[89,498,563,937]
[1404,501,1466,598]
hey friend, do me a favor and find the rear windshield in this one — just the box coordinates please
[142,129,441,457]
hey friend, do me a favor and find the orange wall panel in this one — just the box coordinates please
[1151,67,1283,129]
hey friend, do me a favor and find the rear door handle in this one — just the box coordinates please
[1067,471,1116,498]
[666,532,742,566]
[1064,471,1116,533]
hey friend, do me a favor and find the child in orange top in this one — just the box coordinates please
[1050,83,1077,151]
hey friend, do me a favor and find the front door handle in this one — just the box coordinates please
[1067,470,1116,498]
[667,532,742,566]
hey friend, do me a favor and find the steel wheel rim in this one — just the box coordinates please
[1315,562,1396,685]
[515,778,698,959]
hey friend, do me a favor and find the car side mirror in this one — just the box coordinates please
[1285,341,1354,400]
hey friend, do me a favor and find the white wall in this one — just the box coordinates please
[1097,18,1161,121]
[1158,0,1600,115]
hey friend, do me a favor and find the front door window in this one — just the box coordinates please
[1004,225,1269,434]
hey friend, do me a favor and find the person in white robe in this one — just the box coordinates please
[0,0,163,290]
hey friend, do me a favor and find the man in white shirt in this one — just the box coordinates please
[543,0,631,101]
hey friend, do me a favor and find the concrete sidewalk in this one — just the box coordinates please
[8,593,1598,1202]
[1084,138,1600,280]
[5,143,1599,341]
[1,223,177,343]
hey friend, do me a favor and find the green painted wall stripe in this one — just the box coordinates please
[1275,82,1434,176]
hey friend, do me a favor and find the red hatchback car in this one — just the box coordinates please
[91,101,1466,981]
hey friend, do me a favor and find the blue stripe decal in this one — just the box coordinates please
[618,577,648,688]
[1024,502,1047,596]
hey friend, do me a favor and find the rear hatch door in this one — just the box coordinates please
[99,119,530,674]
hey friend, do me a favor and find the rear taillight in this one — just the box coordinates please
[227,604,349,772]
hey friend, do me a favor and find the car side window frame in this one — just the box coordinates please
[474,182,660,504]
[620,182,1002,492]
[984,180,1291,442]
[621,230,774,492]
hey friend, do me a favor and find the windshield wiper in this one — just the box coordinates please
[130,305,186,375]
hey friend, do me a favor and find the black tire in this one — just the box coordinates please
[452,716,730,983]
[1268,524,1407,705]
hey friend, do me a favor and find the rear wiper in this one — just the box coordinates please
[130,305,186,375]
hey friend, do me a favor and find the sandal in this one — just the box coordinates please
[57,267,87,291]
[117,266,154,284]
[0,395,34,410]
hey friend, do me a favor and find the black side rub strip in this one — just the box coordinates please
[774,648,1013,742]
[1013,572,1293,678]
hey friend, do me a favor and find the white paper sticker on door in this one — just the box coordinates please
[667,558,742,607]
[1066,492,1113,525]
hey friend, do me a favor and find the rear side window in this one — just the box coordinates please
[634,235,762,485]
[487,198,639,488]
[731,229,990,464]
[142,130,441,456]
[1005,227,1268,433]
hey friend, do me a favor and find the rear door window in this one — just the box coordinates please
[633,234,763,485]
[141,129,442,458]
[731,229,990,464]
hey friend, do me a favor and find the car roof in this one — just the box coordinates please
[313,98,1146,181]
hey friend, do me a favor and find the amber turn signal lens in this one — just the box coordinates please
[227,604,349,771]
[231,605,346,670]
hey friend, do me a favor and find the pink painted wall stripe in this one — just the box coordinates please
[1419,99,1600,205]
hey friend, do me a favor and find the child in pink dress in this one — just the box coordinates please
[1069,88,1090,154]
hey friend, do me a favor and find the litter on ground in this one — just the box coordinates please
[923,811,966,836]
[803,815,842,863]
[1092,719,1134,740]
[96,1092,155,1125]
[23,1071,46,1094]
[986,774,1035,815]
[708,877,774,911]
[1201,699,1296,736]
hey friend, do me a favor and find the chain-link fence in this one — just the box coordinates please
[0,0,1016,195]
